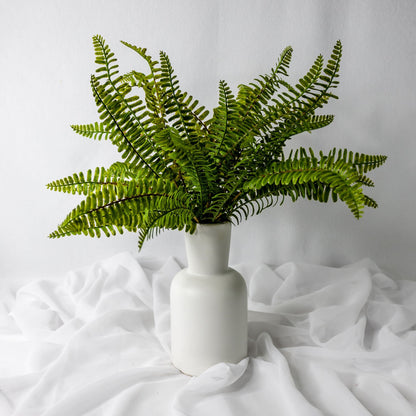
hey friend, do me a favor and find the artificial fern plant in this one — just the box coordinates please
[47,36,386,248]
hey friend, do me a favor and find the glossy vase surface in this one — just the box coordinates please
[170,222,248,376]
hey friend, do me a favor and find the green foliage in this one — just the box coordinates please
[48,36,387,248]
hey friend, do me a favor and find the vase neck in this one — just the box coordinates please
[185,222,231,275]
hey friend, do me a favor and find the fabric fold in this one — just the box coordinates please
[0,252,415,415]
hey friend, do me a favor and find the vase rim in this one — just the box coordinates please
[195,221,231,227]
[192,222,231,233]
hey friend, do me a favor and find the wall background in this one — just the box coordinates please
[1,0,415,281]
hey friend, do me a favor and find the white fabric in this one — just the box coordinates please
[1,252,416,415]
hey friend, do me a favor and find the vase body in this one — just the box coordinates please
[170,222,248,376]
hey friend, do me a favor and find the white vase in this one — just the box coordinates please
[170,222,248,376]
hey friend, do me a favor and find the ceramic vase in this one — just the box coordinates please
[170,222,248,376]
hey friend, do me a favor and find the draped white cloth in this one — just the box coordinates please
[1,252,416,415]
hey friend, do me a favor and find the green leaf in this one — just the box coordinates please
[48,38,386,249]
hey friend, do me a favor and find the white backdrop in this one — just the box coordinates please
[1,0,415,282]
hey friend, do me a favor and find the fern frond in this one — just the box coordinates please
[208,80,239,158]
[153,127,216,208]
[47,167,110,195]
[71,122,116,141]
[225,47,293,159]
[48,177,194,239]
[49,223,126,239]
[236,45,293,119]
[274,114,335,138]
[229,194,278,225]
[105,162,149,180]
[223,42,341,180]
[357,175,374,187]
[363,195,378,208]
[92,36,166,177]
[120,41,167,129]
[261,42,341,146]
[121,70,150,88]
[138,206,196,249]
[200,178,243,223]
[323,148,387,174]
[93,34,120,82]
[248,114,334,171]
[46,164,155,196]
[245,147,369,218]
[90,75,154,171]
[316,40,342,103]
[159,51,209,139]
[273,53,324,111]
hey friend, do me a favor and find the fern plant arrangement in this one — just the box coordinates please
[47,36,386,249]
